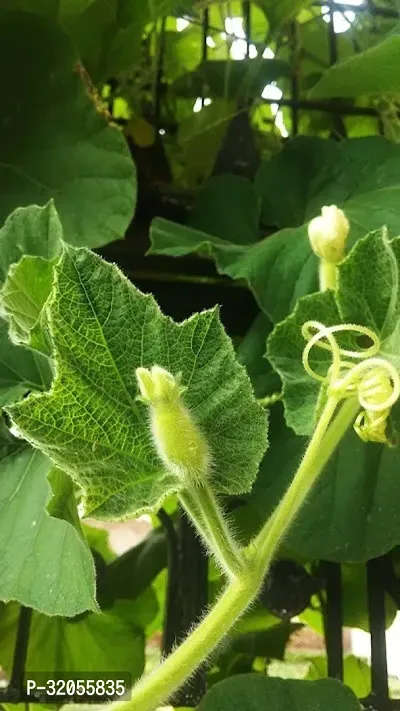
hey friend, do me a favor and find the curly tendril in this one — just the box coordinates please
[301,321,400,444]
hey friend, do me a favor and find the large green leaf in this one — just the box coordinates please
[151,136,400,323]
[7,247,268,519]
[236,313,281,398]
[0,10,136,249]
[261,229,400,560]
[62,0,194,84]
[0,600,144,681]
[309,35,400,98]
[306,655,370,699]
[248,403,400,562]
[197,674,360,711]
[0,423,97,615]
[189,175,261,246]
[177,100,235,188]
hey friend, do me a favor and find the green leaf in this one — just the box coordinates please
[8,247,268,518]
[0,425,97,615]
[0,319,52,407]
[189,175,261,246]
[0,203,59,402]
[177,100,235,188]
[257,0,313,32]
[173,59,291,99]
[268,228,400,435]
[0,256,55,355]
[267,289,339,436]
[197,674,360,711]
[0,10,136,249]
[0,600,144,681]
[62,0,194,84]
[258,229,400,560]
[226,621,300,661]
[0,203,62,287]
[151,136,400,323]
[302,563,397,633]
[309,35,400,98]
[107,527,167,601]
[306,655,371,699]
[248,404,400,561]
[236,313,282,398]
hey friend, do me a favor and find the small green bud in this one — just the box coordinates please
[308,205,350,264]
[136,366,211,483]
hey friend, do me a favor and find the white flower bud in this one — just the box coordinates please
[308,205,350,264]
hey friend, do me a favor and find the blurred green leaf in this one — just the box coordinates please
[310,35,400,98]
[152,136,400,323]
[107,528,167,601]
[0,11,136,248]
[248,404,400,561]
[0,425,97,615]
[0,600,144,681]
[197,674,360,711]
[173,59,291,99]
[306,655,371,699]
[190,175,261,245]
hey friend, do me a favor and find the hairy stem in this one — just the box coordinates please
[319,259,337,291]
[252,397,359,575]
[117,396,358,711]
[179,482,245,579]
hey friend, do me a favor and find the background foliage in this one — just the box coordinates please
[1,0,400,709]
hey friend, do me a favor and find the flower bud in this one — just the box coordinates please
[136,366,211,483]
[308,205,350,264]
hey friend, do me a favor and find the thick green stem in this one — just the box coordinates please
[252,397,359,577]
[319,259,337,291]
[117,577,256,711]
[117,397,358,711]
[179,483,245,579]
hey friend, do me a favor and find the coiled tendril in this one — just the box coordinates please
[301,321,400,444]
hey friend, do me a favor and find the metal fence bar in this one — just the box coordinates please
[365,558,391,709]
[321,562,344,681]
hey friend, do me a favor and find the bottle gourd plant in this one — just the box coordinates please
[1,198,398,711]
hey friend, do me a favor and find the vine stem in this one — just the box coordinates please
[115,396,359,711]
[179,483,245,579]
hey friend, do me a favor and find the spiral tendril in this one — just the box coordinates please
[301,321,400,444]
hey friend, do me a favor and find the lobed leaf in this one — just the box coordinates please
[7,247,268,519]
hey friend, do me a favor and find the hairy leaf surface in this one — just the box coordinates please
[8,247,268,518]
